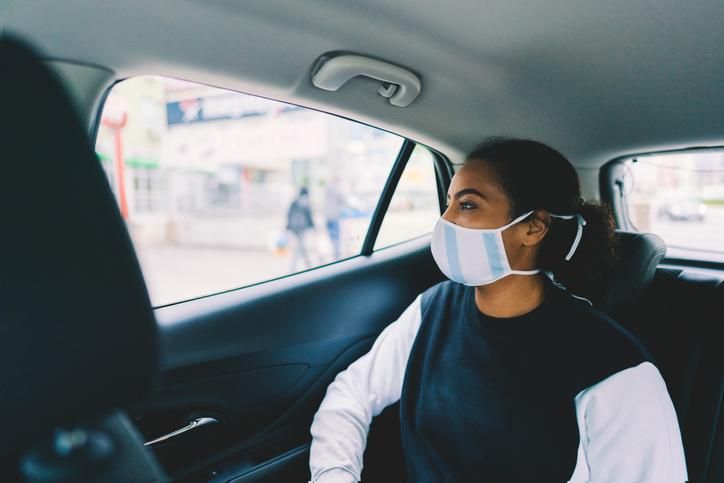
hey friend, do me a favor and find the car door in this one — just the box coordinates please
[94,75,452,482]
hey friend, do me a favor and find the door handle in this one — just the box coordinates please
[144,417,218,447]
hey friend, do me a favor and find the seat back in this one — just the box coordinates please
[600,230,667,316]
[597,230,722,481]
[617,268,723,482]
[1,35,163,481]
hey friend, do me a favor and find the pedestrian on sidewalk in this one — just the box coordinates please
[287,186,315,271]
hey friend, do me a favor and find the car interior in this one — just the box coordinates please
[1,1,722,482]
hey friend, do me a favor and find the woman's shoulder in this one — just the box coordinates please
[556,285,647,347]
[419,280,467,314]
[555,288,614,327]
[551,285,656,391]
[420,279,461,297]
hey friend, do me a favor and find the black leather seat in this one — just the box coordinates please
[576,229,722,482]
[615,266,723,482]
[600,230,668,317]
[0,35,164,481]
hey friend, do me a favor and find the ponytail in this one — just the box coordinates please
[538,201,619,304]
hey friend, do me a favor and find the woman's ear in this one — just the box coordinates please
[522,210,550,246]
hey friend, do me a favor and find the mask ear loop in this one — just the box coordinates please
[550,214,587,261]
[499,210,536,231]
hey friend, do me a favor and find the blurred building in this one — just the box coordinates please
[95,76,403,250]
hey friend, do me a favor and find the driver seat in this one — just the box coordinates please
[0,35,165,482]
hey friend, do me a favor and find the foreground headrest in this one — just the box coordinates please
[600,230,667,316]
[0,36,158,461]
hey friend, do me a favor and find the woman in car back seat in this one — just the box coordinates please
[308,138,688,483]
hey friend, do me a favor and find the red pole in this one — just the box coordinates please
[102,113,129,220]
[113,122,129,220]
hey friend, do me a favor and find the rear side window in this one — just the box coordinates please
[96,76,440,306]
[621,149,724,261]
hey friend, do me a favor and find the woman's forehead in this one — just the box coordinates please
[449,162,506,198]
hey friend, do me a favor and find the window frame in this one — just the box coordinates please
[600,145,724,270]
[365,143,451,254]
[91,75,450,305]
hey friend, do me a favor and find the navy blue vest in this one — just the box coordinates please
[399,278,652,482]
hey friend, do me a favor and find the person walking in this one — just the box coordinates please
[287,186,315,272]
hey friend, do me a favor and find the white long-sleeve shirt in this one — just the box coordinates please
[308,293,688,482]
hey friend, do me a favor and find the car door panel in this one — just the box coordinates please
[132,237,443,480]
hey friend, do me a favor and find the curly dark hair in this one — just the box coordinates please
[466,137,619,304]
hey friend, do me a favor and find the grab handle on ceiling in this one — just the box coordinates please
[312,54,421,107]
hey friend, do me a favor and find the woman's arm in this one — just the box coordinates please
[571,361,688,483]
[308,294,423,483]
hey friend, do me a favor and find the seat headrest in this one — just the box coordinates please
[0,36,158,462]
[600,230,667,316]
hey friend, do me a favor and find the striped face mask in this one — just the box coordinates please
[430,210,586,286]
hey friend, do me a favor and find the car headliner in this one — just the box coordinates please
[2,0,723,168]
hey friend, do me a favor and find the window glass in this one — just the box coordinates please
[375,145,440,249]
[623,150,724,261]
[96,76,404,306]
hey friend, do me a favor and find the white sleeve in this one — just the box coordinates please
[308,294,423,483]
[570,361,688,483]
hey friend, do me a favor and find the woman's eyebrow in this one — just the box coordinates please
[446,188,487,200]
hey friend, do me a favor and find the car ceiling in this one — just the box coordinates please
[2,0,723,168]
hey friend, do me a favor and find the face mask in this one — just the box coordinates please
[430,210,586,286]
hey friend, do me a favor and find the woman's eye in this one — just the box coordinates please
[460,201,476,210]
[444,200,476,210]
